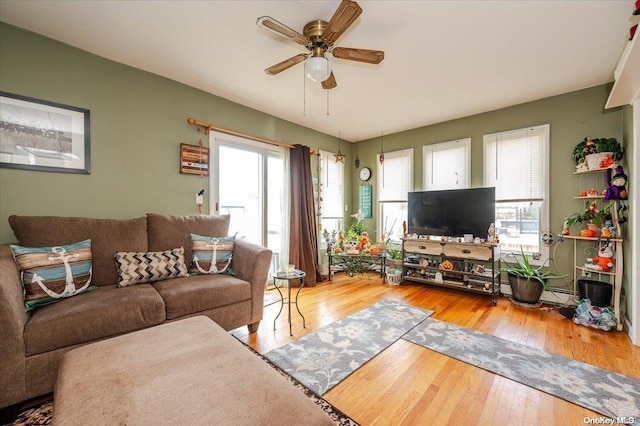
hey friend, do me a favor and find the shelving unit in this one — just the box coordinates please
[567,167,624,331]
[402,238,500,305]
[564,235,623,331]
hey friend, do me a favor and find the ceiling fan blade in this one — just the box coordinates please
[257,16,310,47]
[264,54,307,75]
[322,72,337,90]
[332,47,384,64]
[322,0,363,45]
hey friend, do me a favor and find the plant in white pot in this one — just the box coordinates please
[502,247,566,305]
[385,247,404,270]
[572,137,624,170]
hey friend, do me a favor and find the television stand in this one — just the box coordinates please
[402,238,501,305]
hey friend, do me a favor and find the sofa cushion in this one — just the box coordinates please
[146,213,230,266]
[24,284,165,356]
[8,216,148,286]
[10,239,96,311]
[153,274,251,320]
[190,234,235,275]
[115,247,189,287]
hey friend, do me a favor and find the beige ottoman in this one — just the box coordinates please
[53,316,334,425]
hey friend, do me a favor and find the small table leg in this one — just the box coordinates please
[295,277,306,330]
[287,280,292,336]
[273,277,284,331]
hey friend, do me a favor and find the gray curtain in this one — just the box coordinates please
[288,144,322,286]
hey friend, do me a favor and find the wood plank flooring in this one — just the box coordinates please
[232,273,639,426]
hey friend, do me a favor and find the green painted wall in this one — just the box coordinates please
[0,23,351,243]
[0,23,632,318]
[353,84,629,298]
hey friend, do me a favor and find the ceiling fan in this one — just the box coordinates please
[257,0,384,90]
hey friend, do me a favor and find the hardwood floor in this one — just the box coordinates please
[232,273,639,425]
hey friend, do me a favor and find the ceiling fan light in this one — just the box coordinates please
[305,56,330,82]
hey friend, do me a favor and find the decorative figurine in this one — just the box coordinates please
[585,243,614,272]
[487,223,495,243]
[604,165,628,201]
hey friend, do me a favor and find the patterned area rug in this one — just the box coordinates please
[403,317,640,419]
[9,344,359,426]
[265,298,434,396]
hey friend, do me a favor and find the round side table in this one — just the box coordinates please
[273,269,306,336]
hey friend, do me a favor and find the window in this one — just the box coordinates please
[319,150,344,240]
[377,148,413,242]
[423,138,471,190]
[483,124,550,258]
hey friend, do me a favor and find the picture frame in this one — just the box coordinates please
[0,91,90,174]
[180,143,209,176]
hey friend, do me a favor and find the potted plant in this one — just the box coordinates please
[385,247,404,270]
[563,200,613,237]
[572,137,624,169]
[502,247,566,305]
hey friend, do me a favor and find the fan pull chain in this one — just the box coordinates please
[326,89,330,116]
[303,68,307,116]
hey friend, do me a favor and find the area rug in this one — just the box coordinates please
[10,343,359,426]
[265,298,434,396]
[403,317,640,419]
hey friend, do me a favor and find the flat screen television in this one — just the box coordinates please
[407,187,495,239]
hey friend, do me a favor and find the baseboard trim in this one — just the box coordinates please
[500,284,573,305]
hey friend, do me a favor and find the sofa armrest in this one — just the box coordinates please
[232,240,272,326]
[0,244,29,408]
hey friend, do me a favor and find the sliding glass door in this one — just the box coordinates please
[210,132,287,275]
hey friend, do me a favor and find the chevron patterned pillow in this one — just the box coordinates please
[115,247,188,287]
[10,239,96,311]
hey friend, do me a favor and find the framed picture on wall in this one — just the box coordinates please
[0,91,91,174]
[180,143,209,176]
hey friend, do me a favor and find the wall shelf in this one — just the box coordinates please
[605,32,640,108]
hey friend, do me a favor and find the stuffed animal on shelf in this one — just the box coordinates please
[600,220,615,239]
[575,161,589,173]
[345,239,359,255]
[487,223,495,243]
[585,243,614,272]
[356,231,370,251]
[604,165,628,201]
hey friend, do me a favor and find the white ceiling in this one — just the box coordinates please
[0,1,636,142]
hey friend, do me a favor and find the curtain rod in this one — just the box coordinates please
[187,117,317,155]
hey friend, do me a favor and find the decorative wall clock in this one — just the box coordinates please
[359,167,371,181]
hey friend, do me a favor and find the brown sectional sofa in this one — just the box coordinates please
[0,213,272,409]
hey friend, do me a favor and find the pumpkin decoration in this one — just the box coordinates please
[440,260,454,271]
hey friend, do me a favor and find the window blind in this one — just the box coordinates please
[377,148,413,201]
[423,138,471,190]
[319,150,344,217]
[484,126,547,202]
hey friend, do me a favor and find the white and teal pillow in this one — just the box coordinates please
[115,247,189,287]
[10,239,95,311]
[190,234,235,275]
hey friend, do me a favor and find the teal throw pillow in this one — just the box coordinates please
[190,234,235,275]
[10,239,96,311]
